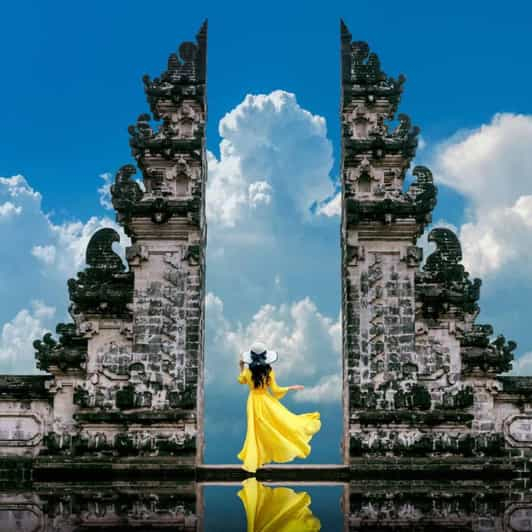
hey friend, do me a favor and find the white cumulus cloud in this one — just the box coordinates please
[31,245,57,265]
[316,190,341,217]
[248,180,272,208]
[432,113,532,278]
[0,201,22,219]
[205,292,341,404]
[204,91,341,324]
[293,373,342,404]
[0,300,56,373]
[98,172,114,210]
[509,351,532,376]
[207,90,335,228]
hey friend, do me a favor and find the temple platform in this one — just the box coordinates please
[1,456,525,487]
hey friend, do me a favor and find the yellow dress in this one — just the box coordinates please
[237,478,321,532]
[237,367,321,473]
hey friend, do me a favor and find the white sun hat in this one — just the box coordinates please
[241,340,278,364]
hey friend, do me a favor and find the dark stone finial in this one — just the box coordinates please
[425,228,462,268]
[86,228,124,272]
[407,165,438,222]
[115,164,137,184]
[340,18,351,40]
[34,323,87,373]
[111,165,144,227]
[143,21,207,111]
[418,227,482,317]
[341,25,405,111]
[462,333,517,374]
[67,227,133,318]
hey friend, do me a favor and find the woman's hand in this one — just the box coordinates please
[290,385,305,391]
[239,359,245,371]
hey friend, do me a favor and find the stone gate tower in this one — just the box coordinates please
[0,23,207,463]
[340,21,532,466]
[340,21,432,461]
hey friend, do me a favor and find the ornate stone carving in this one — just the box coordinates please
[416,228,482,317]
[504,415,532,447]
[350,430,505,457]
[67,228,133,318]
[0,376,52,400]
[0,413,45,447]
[128,112,202,160]
[41,428,196,457]
[110,164,144,226]
[142,21,207,116]
[34,323,87,373]
[39,487,197,526]
[407,165,438,223]
[462,334,516,374]
[344,165,437,232]
[341,21,405,108]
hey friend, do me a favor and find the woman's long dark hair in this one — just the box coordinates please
[249,352,271,389]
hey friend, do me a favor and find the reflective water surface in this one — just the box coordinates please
[204,481,342,531]
[2,479,532,530]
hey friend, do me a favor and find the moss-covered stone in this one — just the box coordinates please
[115,384,136,410]
[349,429,507,458]
[357,410,474,427]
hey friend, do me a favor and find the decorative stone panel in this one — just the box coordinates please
[504,415,532,447]
[0,414,44,447]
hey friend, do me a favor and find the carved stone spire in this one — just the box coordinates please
[105,22,207,462]
[114,21,208,238]
[340,22,430,238]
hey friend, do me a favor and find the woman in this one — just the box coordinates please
[237,341,321,473]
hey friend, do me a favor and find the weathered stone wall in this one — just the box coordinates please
[340,20,532,465]
[0,23,208,462]
[0,377,53,457]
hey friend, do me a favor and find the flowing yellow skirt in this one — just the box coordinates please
[237,390,321,473]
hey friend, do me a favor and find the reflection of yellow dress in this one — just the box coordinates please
[238,478,321,532]
[237,367,321,473]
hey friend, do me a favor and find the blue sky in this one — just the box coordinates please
[1,0,532,464]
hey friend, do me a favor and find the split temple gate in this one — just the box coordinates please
[2,20,532,531]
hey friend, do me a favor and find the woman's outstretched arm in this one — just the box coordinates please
[237,358,247,384]
[269,369,304,399]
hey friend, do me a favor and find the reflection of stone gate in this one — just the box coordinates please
[1,20,532,488]
[2,479,532,531]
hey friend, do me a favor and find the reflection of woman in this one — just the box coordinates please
[238,478,321,532]
[237,341,321,473]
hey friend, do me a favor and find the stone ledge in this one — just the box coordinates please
[349,456,515,480]
[498,376,532,398]
[354,409,474,427]
[74,409,196,424]
[0,459,521,484]
[33,456,196,482]
[0,375,53,401]
[197,464,350,483]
